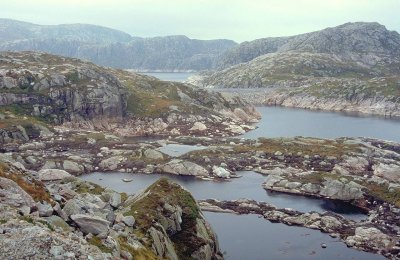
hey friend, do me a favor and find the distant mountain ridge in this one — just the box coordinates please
[0,18,133,43]
[216,22,400,69]
[0,18,237,71]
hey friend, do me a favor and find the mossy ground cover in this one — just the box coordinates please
[125,178,203,258]
[233,137,360,158]
[117,237,158,260]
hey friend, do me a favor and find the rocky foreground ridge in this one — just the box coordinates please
[0,51,260,144]
[0,159,222,259]
[190,22,400,117]
[1,121,399,257]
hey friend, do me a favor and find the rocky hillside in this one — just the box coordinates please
[190,22,400,117]
[78,36,236,71]
[0,19,237,71]
[0,159,222,259]
[0,51,260,144]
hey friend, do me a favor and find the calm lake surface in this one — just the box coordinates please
[157,143,207,157]
[204,212,384,260]
[242,106,400,142]
[142,72,194,82]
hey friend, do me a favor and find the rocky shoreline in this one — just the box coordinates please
[214,88,400,118]
[199,199,400,258]
[1,125,400,258]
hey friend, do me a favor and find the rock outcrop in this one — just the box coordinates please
[0,51,260,145]
[0,159,222,259]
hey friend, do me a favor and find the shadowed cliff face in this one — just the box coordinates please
[0,52,128,123]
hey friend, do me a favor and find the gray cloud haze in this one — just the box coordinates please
[1,0,399,42]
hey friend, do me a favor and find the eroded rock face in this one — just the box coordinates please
[0,177,35,211]
[0,59,127,124]
[120,178,223,260]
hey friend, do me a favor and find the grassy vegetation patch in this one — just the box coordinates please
[288,171,351,186]
[73,181,105,195]
[125,178,199,229]
[125,178,203,258]
[364,183,400,207]
[233,138,359,158]
[88,236,113,254]
[117,237,157,260]
[0,162,52,203]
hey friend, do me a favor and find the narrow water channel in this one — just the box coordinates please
[80,171,366,220]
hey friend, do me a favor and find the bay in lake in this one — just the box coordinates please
[242,106,400,142]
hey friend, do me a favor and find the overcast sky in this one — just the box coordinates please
[1,0,399,42]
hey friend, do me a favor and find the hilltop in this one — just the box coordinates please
[0,51,259,145]
[190,22,400,117]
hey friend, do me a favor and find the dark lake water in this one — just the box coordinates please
[204,212,384,260]
[80,171,366,220]
[142,72,194,82]
[79,172,382,259]
[242,106,400,142]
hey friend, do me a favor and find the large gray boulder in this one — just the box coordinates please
[212,166,231,178]
[38,169,72,181]
[373,163,400,183]
[62,160,84,174]
[63,193,108,218]
[0,177,35,211]
[70,214,110,235]
[161,159,209,177]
